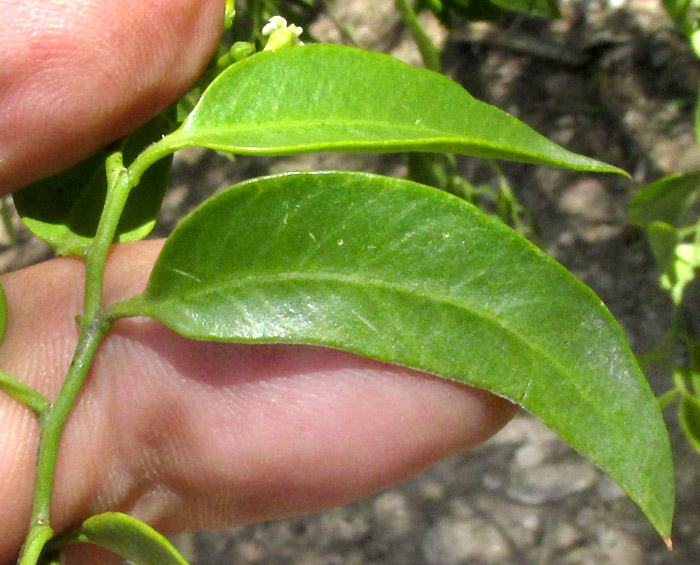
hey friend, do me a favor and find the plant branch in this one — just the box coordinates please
[0,369,50,416]
[394,0,441,72]
[18,318,111,565]
[658,387,680,410]
[127,135,184,189]
[18,149,140,564]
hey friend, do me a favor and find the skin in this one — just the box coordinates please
[0,1,518,562]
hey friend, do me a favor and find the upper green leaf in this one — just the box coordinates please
[13,112,174,256]
[162,44,623,174]
[48,512,189,565]
[111,171,673,537]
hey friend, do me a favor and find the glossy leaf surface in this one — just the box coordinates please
[14,113,174,256]
[113,171,673,537]
[630,171,700,228]
[51,512,188,565]
[165,45,623,174]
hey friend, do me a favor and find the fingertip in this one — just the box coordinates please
[0,0,225,194]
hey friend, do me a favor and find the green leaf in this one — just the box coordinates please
[492,0,561,19]
[163,44,623,174]
[680,391,700,457]
[646,221,678,274]
[13,112,174,256]
[660,241,700,305]
[442,0,505,22]
[662,0,697,38]
[48,512,189,565]
[111,171,673,537]
[630,171,700,228]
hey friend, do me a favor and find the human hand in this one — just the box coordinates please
[0,2,518,562]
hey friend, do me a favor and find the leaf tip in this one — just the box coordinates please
[664,535,673,551]
[598,163,630,178]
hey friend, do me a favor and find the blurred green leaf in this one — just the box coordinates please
[0,280,6,346]
[660,241,700,305]
[662,0,697,38]
[112,171,673,538]
[630,171,700,229]
[442,0,505,22]
[680,391,700,456]
[490,0,561,19]
[646,221,679,274]
[432,0,560,22]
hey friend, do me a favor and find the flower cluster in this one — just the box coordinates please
[262,15,304,51]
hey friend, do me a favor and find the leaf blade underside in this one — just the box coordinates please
[113,171,673,537]
[167,44,624,174]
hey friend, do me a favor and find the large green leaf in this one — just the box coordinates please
[110,171,673,538]
[160,44,622,174]
[48,512,189,565]
[13,112,174,256]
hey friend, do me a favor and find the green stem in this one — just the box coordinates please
[0,369,50,416]
[1,197,17,245]
[19,319,111,565]
[658,387,680,410]
[18,149,138,564]
[128,135,184,188]
[394,0,442,72]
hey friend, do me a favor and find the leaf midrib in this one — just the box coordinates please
[149,267,611,412]
[147,266,653,501]
[184,119,480,142]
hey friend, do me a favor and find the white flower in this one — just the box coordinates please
[262,15,288,36]
[262,16,304,51]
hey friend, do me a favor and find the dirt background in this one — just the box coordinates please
[4,0,700,563]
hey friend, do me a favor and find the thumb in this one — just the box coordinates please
[0,0,224,195]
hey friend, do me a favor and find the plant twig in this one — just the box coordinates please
[18,150,137,564]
